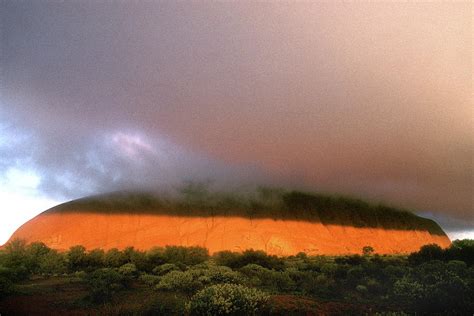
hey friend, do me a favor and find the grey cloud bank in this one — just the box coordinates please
[1,2,472,232]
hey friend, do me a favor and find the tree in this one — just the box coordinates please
[66,245,87,271]
[362,246,374,256]
[104,248,127,268]
[408,244,444,264]
[85,268,126,303]
[1,239,30,280]
[86,249,105,269]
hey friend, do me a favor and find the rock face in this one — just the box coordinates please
[8,197,451,255]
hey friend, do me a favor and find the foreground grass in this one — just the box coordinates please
[1,275,373,316]
[1,240,473,315]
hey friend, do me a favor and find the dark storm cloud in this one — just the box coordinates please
[1,2,472,229]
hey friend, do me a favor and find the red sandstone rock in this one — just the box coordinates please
[8,211,450,255]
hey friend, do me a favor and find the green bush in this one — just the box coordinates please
[239,264,269,287]
[187,265,244,287]
[140,273,161,287]
[393,277,424,301]
[262,271,295,292]
[213,251,241,267]
[356,284,368,293]
[0,265,14,297]
[147,247,167,267]
[347,266,366,286]
[0,239,30,280]
[66,245,88,272]
[204,266,243,285]
[447,239,474,265]
[84,268,127,303]
[383,265,406,284]
[25,242,51,273]
[153,263,181,276]
[104,248,128,268]
[163,246,209,266]
[156,270,201,293]
[362,246,375,256]
[124,247,151,271]
[86,249,105,269]
[408,244,445,265]
[300,273,337,298]
[118,263,138,278]
[447,260,467,277]
[392,261,473,314]
[214,250,284,270]
[38,250,67,275]
[187,283,269,315]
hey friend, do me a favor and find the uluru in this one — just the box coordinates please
[8,188,451,255]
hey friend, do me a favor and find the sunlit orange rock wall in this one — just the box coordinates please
[8,212,450,255]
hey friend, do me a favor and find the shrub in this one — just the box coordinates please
[84,268,126,303]
[74,270,87,279]
[261,271,295,292]
[366,278,383,295]
[163,246,209,266]
[320,263,338,276]
[124,247,151,271]
[155,265,244,294]
[362,246,374,256]
[393,277,424,301]
[347,266,366,286]
[383,265,406,283]
[25,242,51,273]
[140,273,161,287]
[38,250,67,275]
[1,239,30,280]
[0,265,13,297]
[356,284,368,293]
[147,247,167,267]
[335,255,365,265]
[205,266,243,285]
[153,263,181,276]
[213,251,241,267]
[86,249,105,269]
[447,260,467,277]
[392,261,473,314]
[118,263,138,278]
[215,249,284,270]
[300,273,337,298]
[66,245,88,272]
[239,264,269,286]
[187,265,243,287]
[447,239,474,265]
[104,248,128,268]
[408,244,445,265]
[187,283,269,315]
[156,270,201,294]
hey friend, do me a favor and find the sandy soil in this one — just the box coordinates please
[8,212,450,255]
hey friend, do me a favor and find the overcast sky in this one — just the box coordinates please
[1,1,472,243]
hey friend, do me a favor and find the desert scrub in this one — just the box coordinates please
[189,265,244,286]
[140,273,161,287]
[187,283,269,315]
[153,263,181,276]
[118,263,138,277]
[84,268,127,303]
[156,270,202,293]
